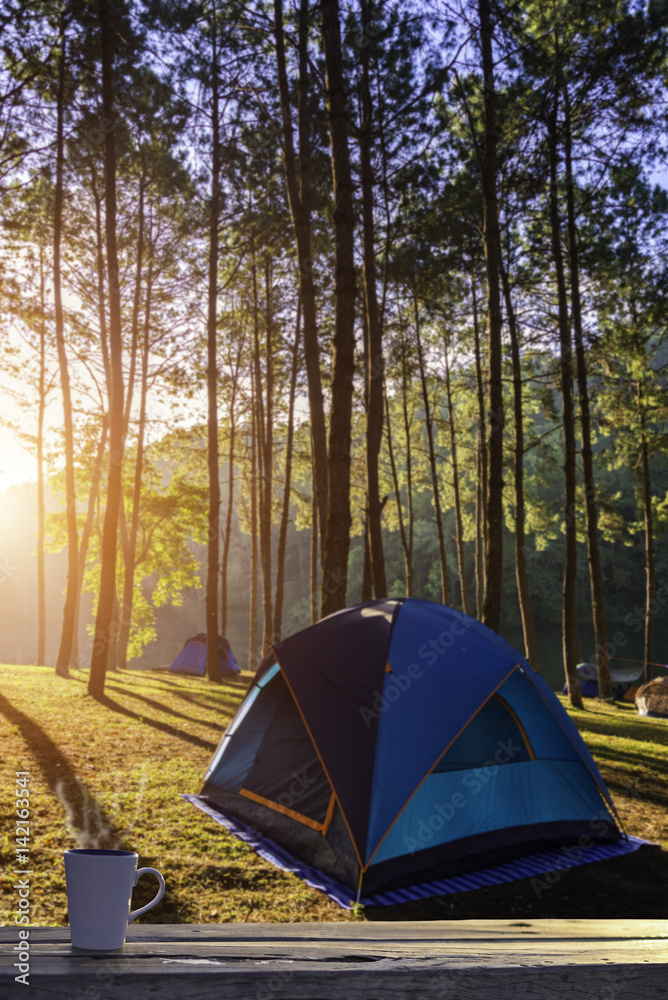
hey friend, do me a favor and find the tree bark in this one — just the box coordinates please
[478,0,504,632]
[639,392,655,685]
[384,383,412,596]
[274,298,301,639]
[53,19,74,679]
[261,258,274,648]
[88,0,125,698]
[221,346,241,638]
[273,0,328,549]
[360,0,386,599]
[36,242,47,666]
[444,339,469,615]
[248,400,259,668]
[320,0,356,617]
[205,8,221,683]
[547,84,582,709]
[563,86,613,699]
[414,295,448,605]
[72,416,108,671]
[117,258,152,671]
[471,278,487,618]
[500,261,538,668]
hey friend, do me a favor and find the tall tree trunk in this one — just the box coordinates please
[53,20,74,678]
[472,278,487,617]
[547,85,582,709]
[639,392,655,685]
[261,259,274,648]
[360,0,386,599]
[384,385,412,596]
[117,260,152,671]
[36,243,47,666]
[310,460,319,624]
[320,0,356,617]
[563,87,612,699]
[414,295,448,605]
[274,300,301,639]
[444,340,469,615]
[273,0,328,548]
[88,0,125,698]
[478,0,504,632]
[72,416,108,670]
[500,262,538,668]
[221,347,241,637]
[248,401,259,668]
[91,160,111,389]
[205,9,221,683]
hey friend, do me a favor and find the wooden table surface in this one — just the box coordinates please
[1,920,667,999]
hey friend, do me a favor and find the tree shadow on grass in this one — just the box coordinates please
[103,682,227,730]
[91,693,218,753]
[0,691,119,848]
[134,679,243,715]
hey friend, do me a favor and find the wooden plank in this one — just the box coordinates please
[1,922,666,1000]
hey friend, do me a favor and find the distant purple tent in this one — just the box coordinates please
[169,634,240,680]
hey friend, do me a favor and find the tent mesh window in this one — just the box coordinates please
[432,694,534,772]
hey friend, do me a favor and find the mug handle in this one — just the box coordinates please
[128,867,166,923]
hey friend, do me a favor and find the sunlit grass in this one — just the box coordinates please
[1,666,666,925]
[0,665,350,925]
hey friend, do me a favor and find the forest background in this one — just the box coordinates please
[1,0,668,701]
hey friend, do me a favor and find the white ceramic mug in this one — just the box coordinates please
[64,849,165,950]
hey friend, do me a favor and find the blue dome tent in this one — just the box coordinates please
[186,599,642,907]
[169,633,240,680]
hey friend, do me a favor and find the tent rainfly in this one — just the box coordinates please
[169,633,240,680]
[188,599,643,908]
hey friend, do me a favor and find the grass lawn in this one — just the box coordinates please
[1,664,667,924]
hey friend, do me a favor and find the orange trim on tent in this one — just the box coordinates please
[322,791,337,836]
[492,692,536,760]
[385,662,392,672]
[271,647,365,869]
[238,788,324,833]
[363,664,521,870]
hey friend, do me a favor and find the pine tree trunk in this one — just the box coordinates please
[274,299,301,639]
[472,278,486,618]
[401,334,415,597]
[53,20,74,679]
[444,340,469,615]
[205,10,221,683]
[320,0,356,617]
[414,295,448,604]
[36,244,47,667]
[261,259,274,648]
[310,465,319,624]
[360,0,386,599]
[273,0,328,548]
[221,350,240,638]
[384,384,412,596]
[91,161,111,388]
[73,417,108,670]
[563,87,612,699]
[639,395,655,685]
[117,262,152,671]
[88,0,125,698]
[500,262,538,668]
[248,401,259,669]
[547,88,582,709]
[478,0,504,632]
